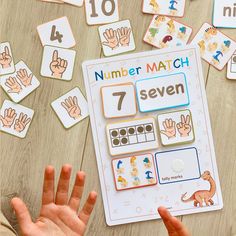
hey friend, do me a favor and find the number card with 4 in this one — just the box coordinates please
[101,83,137,118]
[37,17,76,48]
[85,0,119,25]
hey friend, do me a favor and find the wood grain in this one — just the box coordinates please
[0,0,235,235]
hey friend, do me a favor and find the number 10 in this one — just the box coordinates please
[89,0,116,17]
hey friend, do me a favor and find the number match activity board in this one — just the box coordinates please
[82,45,223,226]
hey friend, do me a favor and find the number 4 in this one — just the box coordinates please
[50,25,63,43]
[112,92,126,111]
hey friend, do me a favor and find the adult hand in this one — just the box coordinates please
[161,119,176,139]
[16,69,33,87]
[102,29,119,49]
[0,108,17,128]
[0,46,12,69]
[50,50,67,79]
[11,165,97,236]
[61,96,82,119]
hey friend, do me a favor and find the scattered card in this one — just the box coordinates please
[157,110,195,147]
[0,61,40,103]
[143,16,192,49]
[99,20,135,56]
[191,23,236,70]
[213,0,236,28]
[101,83,137,118]
[51,87,89,129]
[0,100,34,138]
[0,42,15,76]
[37,16,76,48]
[41,45,76,81]
[227,51,236,79]
[85,0,119,25]
[142,0,186,17]
[62,0,83,6]
[112,153,157,191]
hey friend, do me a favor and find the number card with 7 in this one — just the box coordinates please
[101,83,137,118]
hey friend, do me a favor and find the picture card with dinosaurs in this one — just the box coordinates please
[191,23,236,70]
[85,0,119,25]
[227,51,236,79]
[99,20,135,57]
[155,147,201,184]
[157,109,195,147]
[112,154,157,191]
[0,61,40,103]
[142,0,186,17]
[82,45,223,226]
[213,0,236,29]
[0,100,34,138]
[51,87,89,129]
[40,45,76,81]
[143,16,192,49]
[62,0,83,6]
[37,16,76,48]
[101,83,137,118]
[0,42,15,76]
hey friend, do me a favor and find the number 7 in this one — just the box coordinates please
[112,92,126,111]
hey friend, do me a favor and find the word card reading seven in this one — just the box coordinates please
[227,51,236,79]
[136,73,189,113]
[101,83,137,118]
[0,42,15,76]
[37,17,76,48]
[155,147,201,184]
[112,154,157,191]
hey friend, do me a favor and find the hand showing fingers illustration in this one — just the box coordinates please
[118,27,131,46]
[50,50,68,79]
[16,68,33,87]
[161,119,176,139]
[102,29,119,50]
[0,108,17,128]
[5,76,22,94]
[177,115,192,137]
[0,46,12,69]
[61,96,82,119]
[14,112,31,133]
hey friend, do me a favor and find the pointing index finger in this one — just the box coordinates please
[52,50,58,62]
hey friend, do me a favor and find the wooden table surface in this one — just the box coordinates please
[1,0,236,235]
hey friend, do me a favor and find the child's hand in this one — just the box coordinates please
[11,165,97,236]
[158,207,191,236]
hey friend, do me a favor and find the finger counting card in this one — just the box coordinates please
[0,42,15,76]
[157,110,195,147]
[85,0,119,25]
[142,0,186,17]
[1,61,40,103]
[143,16,192,49]
[51,87,89,129]
[213,0,236,28]
[101,83,137,118]
[112,154,157,191]
[37,17,76,48]
[62,0,83,6]
[41,46,76,81]
[191,23,236,71]
[136,73,189,113]
[0,100,34,138]
[155,148,201,184]
[99,20,135,57]
[106,117,158,156]
[227,51,236,79]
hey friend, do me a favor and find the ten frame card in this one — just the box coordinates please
[82,45,223,226]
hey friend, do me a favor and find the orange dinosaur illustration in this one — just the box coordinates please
[181,171,216,207]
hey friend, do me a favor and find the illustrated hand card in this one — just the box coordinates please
[227,51,236,79]
[213,0,236,28]
[99,20,135,57]
[142,0,186,17]
[112,154,157,191]
[101,83,137,118]
[143,16,192,49]
[41,46,76,81]
[0,42,15,76]
[191,23,236,70]
[85,0,119,25]
[37,17,76,48]
[0,100,34,138]
[0,61,40,103]
[62,0,83,6]
[157,110,195,146]
[51,87,89,129]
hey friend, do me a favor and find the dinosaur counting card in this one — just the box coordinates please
[191,23,236,71]
[82,45,223,226]
[143,16,192,49]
